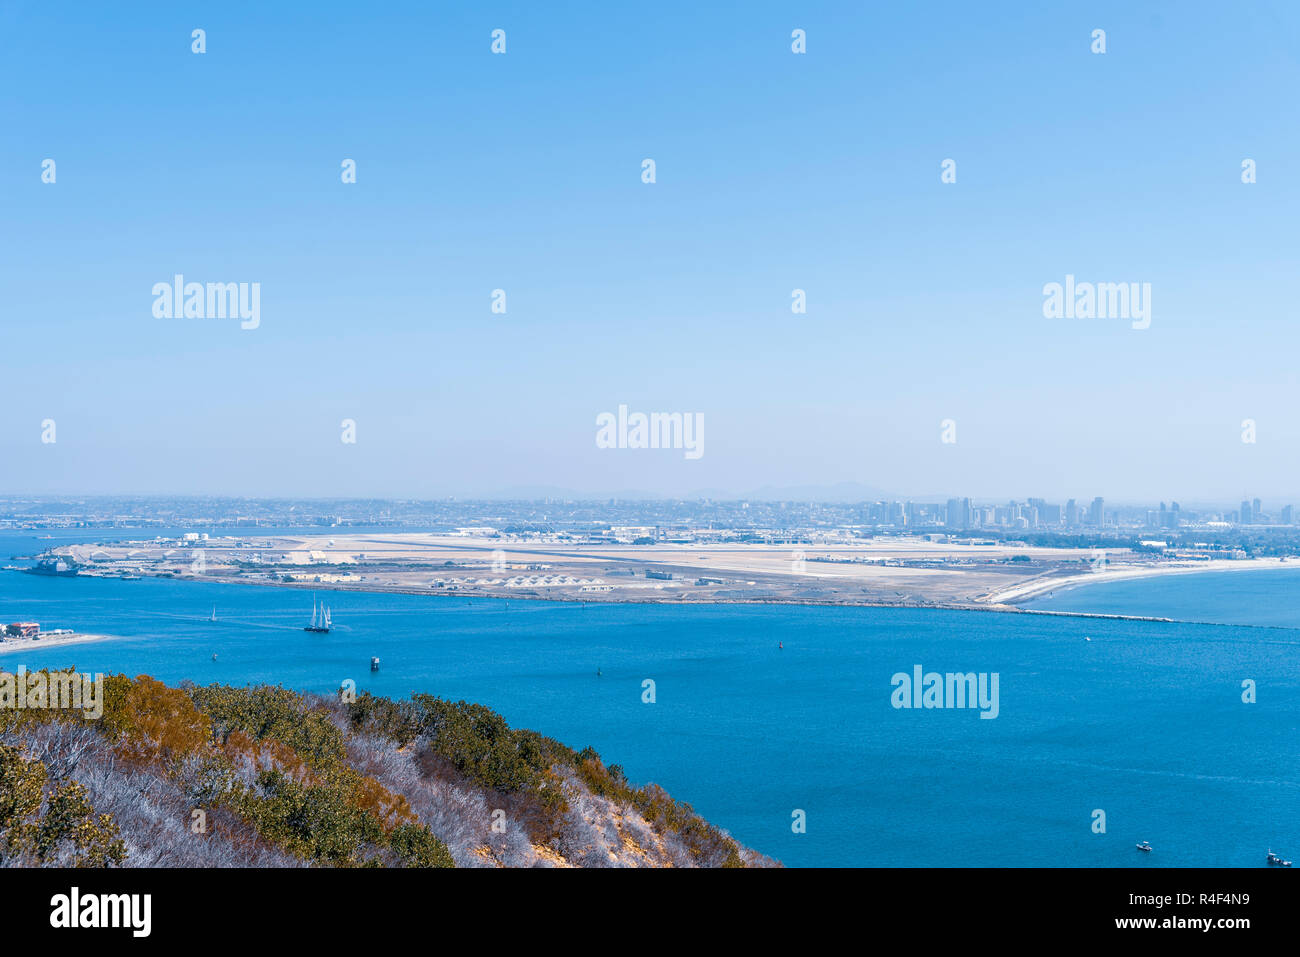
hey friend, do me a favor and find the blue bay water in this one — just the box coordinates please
[1025,565,1300,629]
[1,530,1297,867]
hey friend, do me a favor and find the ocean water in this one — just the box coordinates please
[1,530,1297,867]
[1025,565,1300,629]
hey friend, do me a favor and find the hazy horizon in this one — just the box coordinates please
[0,486,1293,513]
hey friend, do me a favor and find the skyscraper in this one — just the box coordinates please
[946,497,971,530]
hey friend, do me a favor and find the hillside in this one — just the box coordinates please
[0,672,777,868]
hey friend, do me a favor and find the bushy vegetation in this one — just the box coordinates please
[0,741,126,866]
[0,671,774,869]
[343,691,754,867]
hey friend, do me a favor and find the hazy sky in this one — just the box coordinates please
[3,1,1299,503]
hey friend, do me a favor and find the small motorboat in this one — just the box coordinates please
[1267,850,1292,867]
[1136,841,1153,853]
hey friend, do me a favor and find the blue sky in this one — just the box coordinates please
[2,1,1299,502]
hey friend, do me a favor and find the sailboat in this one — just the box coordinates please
[304,595,332,633]
[209,606,217,623]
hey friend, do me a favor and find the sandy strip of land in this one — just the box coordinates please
[49,532,1300,615]
[0,634,116,657]
[984,557,1295,605]
[56,533,1114,606]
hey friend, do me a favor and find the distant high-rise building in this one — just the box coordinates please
[1283,505,1294,525]
[946,497,971,530]
[1065,499,1079,527]
[1088,497,1104,527]
[1241,500,1253,524]
[1028,498,1059,526]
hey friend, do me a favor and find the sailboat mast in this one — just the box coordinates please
[305,594,331,633]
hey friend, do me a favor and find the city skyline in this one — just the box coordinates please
[1,490,1296,530]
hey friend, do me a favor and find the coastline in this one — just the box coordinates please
[983,556,1296,605]
[43,532,1300,622]
[36,563,1300,632]
[0,633,117,657]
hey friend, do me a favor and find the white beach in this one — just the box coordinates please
[983,556,1295,605]
[0,633,116,657]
